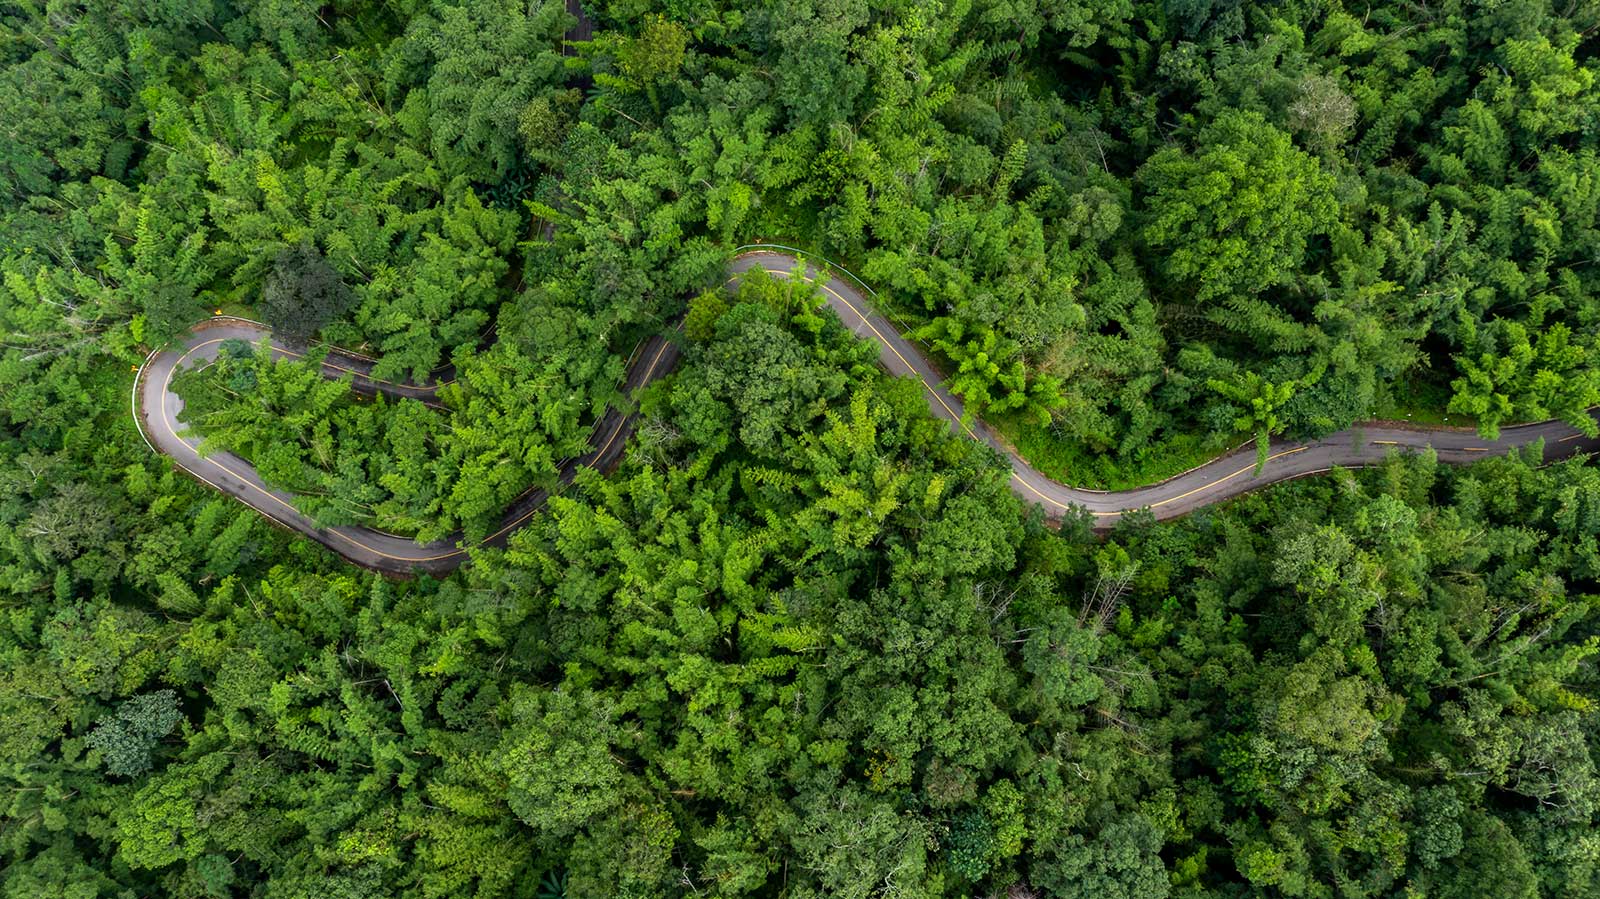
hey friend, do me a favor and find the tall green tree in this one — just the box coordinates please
[259,242,356,341]
[1139,110,1337,303]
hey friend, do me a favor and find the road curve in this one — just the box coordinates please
[134,319,679,575]
[135,251,1600,575]
[731,251,1600,524]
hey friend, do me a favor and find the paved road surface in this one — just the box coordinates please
[732,251,1600,521]
[135,320,678,576]
[134,251,1600,575]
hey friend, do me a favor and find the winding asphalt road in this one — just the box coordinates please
[730,252,1600,523]
[135,250,1600,575]
[135,320,679,575]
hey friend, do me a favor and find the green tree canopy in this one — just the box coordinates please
[1139,110,1338,303]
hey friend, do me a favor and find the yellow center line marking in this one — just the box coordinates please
[751,257,1324,519]
[163,339,445,560]
[476,338,676,544]
[1005,446,1310,515]
[759,265,982,443]
[271,341,458,389]
[1147,446,1308,509]
[153,264,1600,568]
[1005,474,1077,513]
[164,324,681,563]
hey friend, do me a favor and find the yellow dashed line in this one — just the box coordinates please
[168,257,1491,563]
[273,342,457,389]
[1005,446,1310,516]
[473,338,676,546]
[760,266,982,444]
[164,333,680,562]
[1146,447,1308,509]
[163,339,451,561]
[764,259,1326,519]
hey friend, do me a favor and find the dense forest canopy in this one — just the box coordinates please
[1,0,1598,897]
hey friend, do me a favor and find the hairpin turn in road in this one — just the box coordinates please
[134,250,1600,575]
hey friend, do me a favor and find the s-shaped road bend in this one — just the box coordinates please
[134,250,1600,576]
